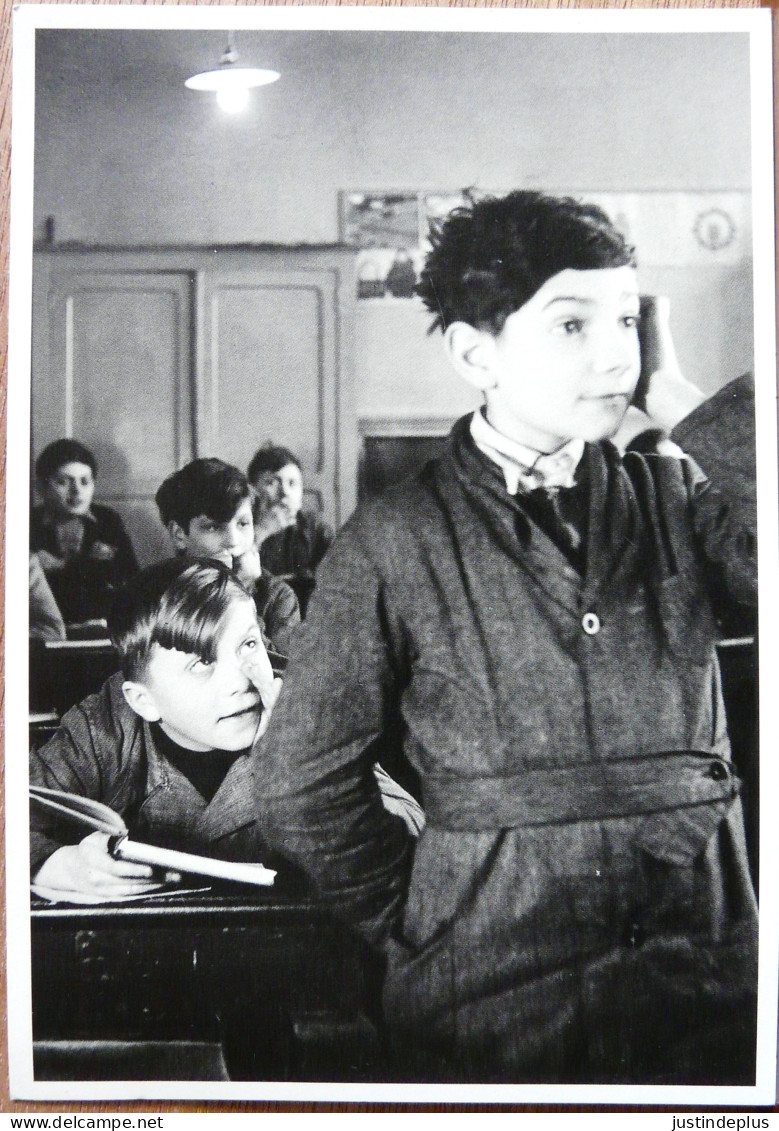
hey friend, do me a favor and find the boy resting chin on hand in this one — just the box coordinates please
[155,457,300,658]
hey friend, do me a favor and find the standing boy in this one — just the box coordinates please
[253,192,758,1084]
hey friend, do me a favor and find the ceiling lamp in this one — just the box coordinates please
[185,36,280,114]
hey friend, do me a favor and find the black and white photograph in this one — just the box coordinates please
[5,4,778,1106]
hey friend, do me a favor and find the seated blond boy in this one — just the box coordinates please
[31,558,422,900]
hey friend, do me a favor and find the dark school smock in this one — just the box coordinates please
[254,404,758,1085]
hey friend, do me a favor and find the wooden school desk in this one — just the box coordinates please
[28,638,758,1085]
[29,638,119,717]
[31,882,382,1083]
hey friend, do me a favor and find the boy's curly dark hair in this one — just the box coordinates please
[417,190,636,336]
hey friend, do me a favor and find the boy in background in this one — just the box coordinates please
[31,438,139,626]
[155,458,300,657]
[253,191,758,1084]
[248,444,334,617]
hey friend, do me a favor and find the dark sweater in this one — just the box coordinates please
[30,503,139,623]
[260,511,334,578]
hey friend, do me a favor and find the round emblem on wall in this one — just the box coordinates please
[693,208,736,251]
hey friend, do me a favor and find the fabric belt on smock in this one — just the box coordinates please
[423,750,740,832]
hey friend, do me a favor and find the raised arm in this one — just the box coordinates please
[636,299,756,612]
[671,373,757,616]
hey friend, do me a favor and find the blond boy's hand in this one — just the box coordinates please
[255,678,283,739]
[32,831,178,899]
[241,639,280,711]
[240,639,283,739]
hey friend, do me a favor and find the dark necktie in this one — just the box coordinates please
[519,479,588,573]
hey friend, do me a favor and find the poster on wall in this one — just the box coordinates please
[5,2,778,1111]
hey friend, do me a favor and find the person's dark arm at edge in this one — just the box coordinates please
[251,522,415,947]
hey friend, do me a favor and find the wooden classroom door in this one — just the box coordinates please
[32,257,195,563]
[32,247,357,561]
[199,254,354,530]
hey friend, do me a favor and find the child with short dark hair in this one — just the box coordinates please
[155,458,300,656]
[247,444,334,616]
[31,437,139,625]
[30,558,281,899]
[253,191,758,1084]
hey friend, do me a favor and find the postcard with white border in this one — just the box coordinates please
[6,3,778,1106]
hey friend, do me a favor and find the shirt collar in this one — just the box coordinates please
[470,409,585,494]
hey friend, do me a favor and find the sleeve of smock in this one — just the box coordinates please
[671,374,757,610]
[262,576,301,657]
[251,520,414,947]
[311,517,335,571]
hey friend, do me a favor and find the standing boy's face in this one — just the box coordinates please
[132,597,266,752]
[171,497,255,567]
[469,266,641,452]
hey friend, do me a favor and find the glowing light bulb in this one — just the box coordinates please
[216,85,250,114]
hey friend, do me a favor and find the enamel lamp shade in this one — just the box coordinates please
[185,40,280,113]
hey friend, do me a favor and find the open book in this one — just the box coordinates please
[30,785,276,888]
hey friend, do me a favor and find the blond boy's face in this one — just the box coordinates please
[134,597,265,752]
[479,266,641,452]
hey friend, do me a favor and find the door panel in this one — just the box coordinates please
[202,268,341,527]
[32,248,357,566]
[38,267,194,498]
